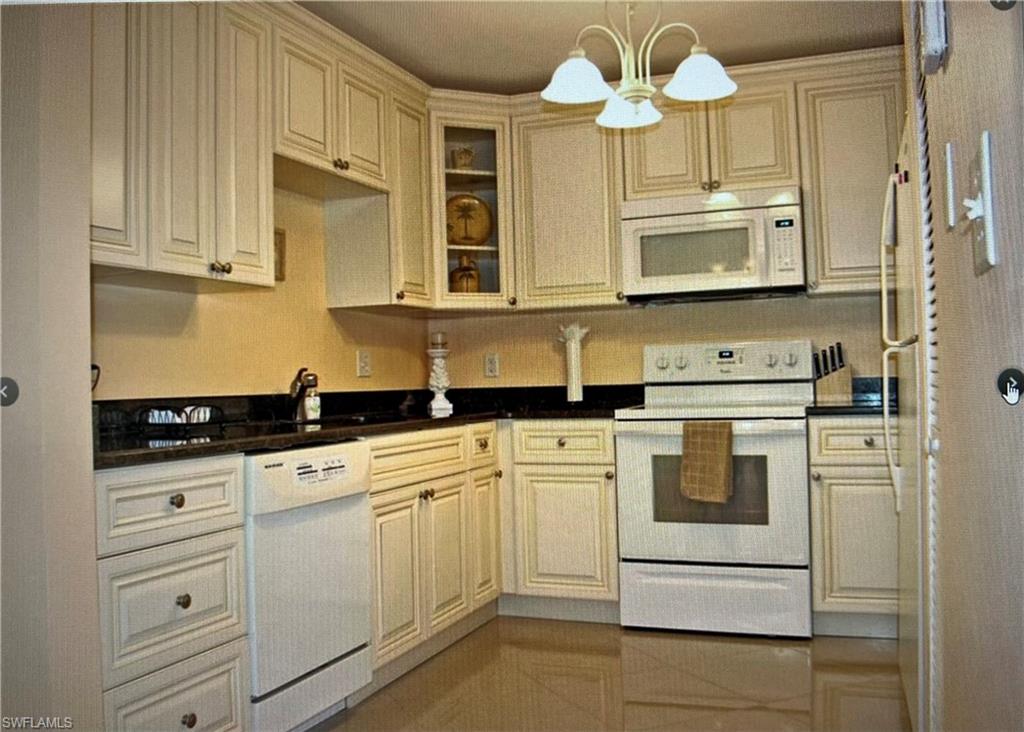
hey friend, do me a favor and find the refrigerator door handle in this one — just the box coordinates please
[882,346,903,514]
[880,173,919,349]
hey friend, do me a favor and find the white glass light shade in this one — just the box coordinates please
[541,49,615,104]
[596,95,663,129]
[662,45,737,102]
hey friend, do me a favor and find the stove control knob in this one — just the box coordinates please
[765,353,779,368]
[784,352,799,367]
[674,356,689,370]
[655,355,670,370]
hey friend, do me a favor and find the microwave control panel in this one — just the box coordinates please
[769,216,802,277]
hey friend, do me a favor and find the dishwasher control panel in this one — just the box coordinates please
[245,441,371,516]
[293,456,348,485]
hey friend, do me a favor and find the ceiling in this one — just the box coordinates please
[300,1,903,95]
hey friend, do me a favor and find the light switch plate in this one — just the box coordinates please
[356,350,372,378]
[967,130,997,274]
[484,353,500,378]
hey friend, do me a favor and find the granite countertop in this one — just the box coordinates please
[94,385,643,469]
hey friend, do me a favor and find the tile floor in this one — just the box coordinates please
[316,617,911,731]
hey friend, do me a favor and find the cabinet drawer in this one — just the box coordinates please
[96,455,244,557]
[99,529,246,689]
[809,418,894,466]
[369,426,468,492]
[470,422,497,467]
[512,420,614,464]
[104,637,249,731]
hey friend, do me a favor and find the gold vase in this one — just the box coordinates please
[449,255,480,293]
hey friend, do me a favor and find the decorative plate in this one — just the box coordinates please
[445,194,493,247]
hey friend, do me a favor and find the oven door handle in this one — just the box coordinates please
[614,420,806,436]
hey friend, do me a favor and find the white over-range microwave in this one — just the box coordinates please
[620,186,805,300]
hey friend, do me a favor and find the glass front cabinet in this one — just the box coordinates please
[429,110,515,309]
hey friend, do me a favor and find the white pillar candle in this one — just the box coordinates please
[430,331,447,347]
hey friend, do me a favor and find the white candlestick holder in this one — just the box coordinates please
[427,347,453,418]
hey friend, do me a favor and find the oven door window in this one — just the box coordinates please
[652,455,768,525]
[640,227,754,278]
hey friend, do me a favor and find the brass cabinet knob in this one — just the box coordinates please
[395,290,406,301]
[811,471,822,482]
[175,593,192,610]
[419,490,428,500]
[221,261,232,275]
[556,437,567,447]
[333,158,343,170]
[477,438,489,450]
[508,296,517,306]
[209,261,222,274]
[169,493,186,509]
[342,160,351,170]
[616,291,625,301]
[864,436,876,447]
[700,181,710,191]
[494,469,503,479]
[181,712,198,729]
[428,488,436,499]
[710,180,721,190]
[605,471,615,480]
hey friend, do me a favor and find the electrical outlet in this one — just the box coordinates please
[356,350,372,378]
[484,353,500,378]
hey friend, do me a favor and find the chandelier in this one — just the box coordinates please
[541,2,737,129]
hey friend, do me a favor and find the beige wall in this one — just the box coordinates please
[433,295,882,387]
[91,188,429,400]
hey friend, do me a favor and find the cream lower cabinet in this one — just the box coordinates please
[511,420,618,600]
[512,110,623,308]
[368,424,499,668]
[809,417,898,615]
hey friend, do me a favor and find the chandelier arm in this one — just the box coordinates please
[641,21,701,83]
[636,2,664,85]
[604,0,627,49]
[574,23,629,75]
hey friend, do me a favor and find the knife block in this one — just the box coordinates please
[816,367,853,406]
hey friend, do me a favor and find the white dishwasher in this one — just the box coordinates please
[245,440,372,731]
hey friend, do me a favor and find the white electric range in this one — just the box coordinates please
[614,339,814,637]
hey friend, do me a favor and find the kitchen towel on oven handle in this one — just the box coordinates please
[680,421,733,504]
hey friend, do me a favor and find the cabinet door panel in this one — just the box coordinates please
[215,6,273,286]
[513,114,621,308]
[389,97,433,306]
[708,82,799,189]
[91,4,146,266]
[799,72,902,294]
[514,464,618,600]
[623,102,708,199]
[148,3,216,277]
[371,487,424,666]
[338,68,388,185]
[811,467,898,614]
[423,475,470,632]
[470,467,501,606]
[273,32,335,168]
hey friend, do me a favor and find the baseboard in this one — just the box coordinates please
[813,611,897,639]
[498,594,620,625]
[345,601,497,708]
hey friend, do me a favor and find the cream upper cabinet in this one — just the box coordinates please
[389,95,434,307]
[214,4,274,286]
[91,4,146,268]
[798,68,903,295]
[337,65,389,187]
[273,30,336,170]
[146,3,216,279]
[512,110,623,308]
[707,80,800,190]
[623,101,708,200]
[622,79,798,199]
[513,464,618,600]
[470,466,501,607]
